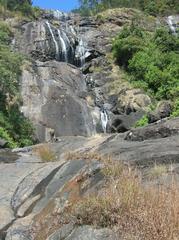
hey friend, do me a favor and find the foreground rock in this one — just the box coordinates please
[48,225,118,240]
[0,118,178,239]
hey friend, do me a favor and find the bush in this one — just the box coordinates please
[0,22,12,44]
[34,144,56,162]
[112,25,146,67]
[0,127,17,148]
[134,115,149,127]
[113,25,179,102]
[0,21,34,148]
[171,99,179,117]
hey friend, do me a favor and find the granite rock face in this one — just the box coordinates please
[20,61,95,141]
[13,9,154,138]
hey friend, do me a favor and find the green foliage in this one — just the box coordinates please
[134,115,149,127]
[171,99,179,117]
[112,25,146,67]
[0,22,12,44]
[113,25,179,102]
[0,21,34,148]
[0,0,32,16]
[31,6,42,19]
[0,127,17,148]
[78,0,179,16]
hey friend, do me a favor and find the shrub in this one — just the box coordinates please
[112,26,146,67]
[0,127,17,148]
[0,22,12,44]
[34,144,56,162]
[113,24,179,102]
[134,115,149,127]
[0,21,34,148]
[171,99,179,117]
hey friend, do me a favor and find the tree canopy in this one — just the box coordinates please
[78,0,179,16]
[0,0,32,15]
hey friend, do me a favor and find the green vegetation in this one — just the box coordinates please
[134,115,149,127]
[0,0,33,16]
[77,0,179,16]
[0,0,42,20]
[0,21,34,148]
[112,24,179,117]
[171,99,179,117]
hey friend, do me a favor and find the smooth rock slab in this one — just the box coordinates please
[0,152,64,233]
[49,225,118,240]
[11,162,64,210]
[0,205,15,231]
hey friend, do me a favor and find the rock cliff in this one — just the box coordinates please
[0,8,179,240]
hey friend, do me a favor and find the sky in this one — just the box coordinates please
[32,0,79,12]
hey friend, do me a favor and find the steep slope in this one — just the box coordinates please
[11,8,158,141]
[0,7,179,240]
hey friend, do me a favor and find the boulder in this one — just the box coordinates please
[0,138,8,148]
[109,111,144,133]
[124,117,179,141]
[148,101,172,123]
[117,89,151,114]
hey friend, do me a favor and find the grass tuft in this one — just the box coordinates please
[34,144,56,162]
[148,164,168,179]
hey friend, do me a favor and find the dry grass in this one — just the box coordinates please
[72,160,179,240]
[30,152,179,240]
[147,164,168,179]
[34,144,56,162]
[64,151,104,162]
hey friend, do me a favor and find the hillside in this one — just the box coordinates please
[0,2,179,240]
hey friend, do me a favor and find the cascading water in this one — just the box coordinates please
[69,26,76,36]
[167,15,179,35]
[46,21,59,59]
[53,10,69,21]
[57,29,68,62]
[75,38,86,67]
[45,17,88,66]
[100,109,108,133]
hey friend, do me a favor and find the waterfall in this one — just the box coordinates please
[53,10,69,21]
[69,26,76,36]
[45,20,88,66]
[46,21,59,59]
[167,15,179,35]
[57,29,68,62]
[100,109,108,133]
[75,38,86,67]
